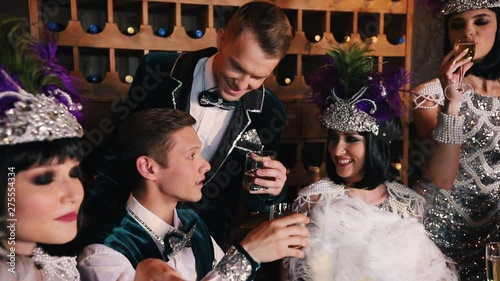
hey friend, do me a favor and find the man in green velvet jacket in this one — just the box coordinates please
[78,108,309,281]
[86,1,293,247]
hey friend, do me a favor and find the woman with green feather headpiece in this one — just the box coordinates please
[285,43,457,281]
[0,16,188,281]
[0,15,84,281]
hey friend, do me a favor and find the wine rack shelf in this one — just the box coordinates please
[29,0,414,186]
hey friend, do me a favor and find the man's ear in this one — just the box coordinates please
[136,156,157,181]
[217,29,224,49]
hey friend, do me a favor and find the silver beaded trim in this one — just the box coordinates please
[321,87,380,136]
[126,207,165,247]
[432,112,465,144]
[32,246,80,281]
[214,246,253,281]
[412,78,444,110]
[441,0,500,15]
[0,70,83,145]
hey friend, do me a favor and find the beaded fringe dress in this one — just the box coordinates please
[414,79,500,281]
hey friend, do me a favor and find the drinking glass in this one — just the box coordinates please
[486,242,500,281]
[444,35,476,101]
[242,150,277,191]
[269,203,292,221]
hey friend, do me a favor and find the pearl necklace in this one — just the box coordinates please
[32,247,80,281]
[126,207,165,247]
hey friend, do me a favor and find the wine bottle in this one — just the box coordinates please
[364,36,378,44]
[86,74,103,84]
[186,29,203,38]
[124,26,136,36]
[387,36,405,45]
[47,21,65,32]
[124,75,134,84]
[305,33,322,43]
[155,27,168,37]
[86,24,102,34]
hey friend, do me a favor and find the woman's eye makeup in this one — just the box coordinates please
[33,172,54,185]
[474,18,489,26]
[69,166,81,178]
[450,16,490,30]
[346,136,360,143]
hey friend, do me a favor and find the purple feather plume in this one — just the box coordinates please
[308,55,342,111]
[307,52,411,126]
[34,31,83,121]
[0,66,23,117]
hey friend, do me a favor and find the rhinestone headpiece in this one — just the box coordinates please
[0,16,83,146]
[441,0,500,15]
[310,43,409,138]
[320,87,380,135]
[0,70,83,145]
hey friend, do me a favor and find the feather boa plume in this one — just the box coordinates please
[0,16,82,120]
[287,197,457,281]
[308,43,410,124]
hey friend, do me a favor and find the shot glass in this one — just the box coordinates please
[486,242,500,281]
[269,203,292,221]
[242,150,277,192]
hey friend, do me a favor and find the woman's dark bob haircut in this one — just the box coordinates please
[325,118,401,190]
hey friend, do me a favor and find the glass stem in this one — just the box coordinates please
[458,65,464,91]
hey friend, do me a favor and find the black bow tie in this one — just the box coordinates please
[198,90,238,110]
[163,220,196,259]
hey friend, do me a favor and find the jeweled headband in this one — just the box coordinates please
[0,17,83,145]
[309,43,409,137]
[0,71,83,145]
[443,0,500,15]
[423,0,500,16]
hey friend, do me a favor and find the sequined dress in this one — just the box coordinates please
[415,80,500,281]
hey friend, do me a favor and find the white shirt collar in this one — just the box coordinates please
[126,195,182,249]
[204,55,216,91]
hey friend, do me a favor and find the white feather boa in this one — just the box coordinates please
[287,197,457,281]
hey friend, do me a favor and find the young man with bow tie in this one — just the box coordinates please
[85,1,293,248]
[78,109,309,281]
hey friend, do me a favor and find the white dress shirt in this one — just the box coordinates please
[189,55,234,161]
[77,196,226,281]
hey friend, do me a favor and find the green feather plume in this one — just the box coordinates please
[0,15,62,94]
[325,43,374,98]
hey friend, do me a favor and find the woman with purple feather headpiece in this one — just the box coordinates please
[0,16,188,281]
[285,43,457,281]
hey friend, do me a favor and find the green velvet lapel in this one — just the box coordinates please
[104,209,215,280]
[177,208,215,280]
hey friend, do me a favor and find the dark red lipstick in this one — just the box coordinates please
[55,211,78,222]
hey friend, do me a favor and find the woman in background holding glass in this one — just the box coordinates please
[412,1,500,280]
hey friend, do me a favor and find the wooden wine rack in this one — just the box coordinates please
[29,0,414,187]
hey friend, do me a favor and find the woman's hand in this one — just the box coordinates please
[439,47,474,104]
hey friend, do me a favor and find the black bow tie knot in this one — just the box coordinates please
[198,90,238,110]
[163,220,196,259]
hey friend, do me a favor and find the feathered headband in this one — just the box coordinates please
[309,43,409,138]
[421,0,500,16]
[0,17,83,145]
